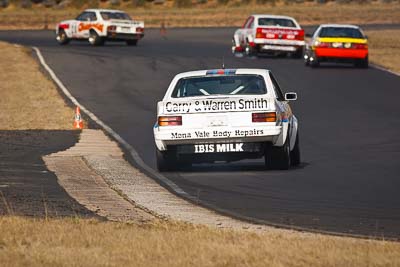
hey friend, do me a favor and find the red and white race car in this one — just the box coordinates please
[56,9,144,46]
[232,14,305,58]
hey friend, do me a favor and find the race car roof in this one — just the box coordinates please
[84,9,125,13]
[173,69,270,79]
[251,14,297,20]
[319,24,360,29]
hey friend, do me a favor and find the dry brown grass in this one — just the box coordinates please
[0,2,400,29]
[0,216,399,267]
[366,29,400,74]
[0,42,75,130]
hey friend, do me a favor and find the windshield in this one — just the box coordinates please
[171,75,267,98]
[319,27,364,38]
[258,18,296,28]
[100,12,131,20]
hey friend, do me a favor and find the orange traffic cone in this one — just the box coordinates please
[73,106,84,129]
[160,21,167,37]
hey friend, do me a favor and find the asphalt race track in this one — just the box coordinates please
[1,28,400,238]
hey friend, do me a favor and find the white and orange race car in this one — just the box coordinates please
[56,9,144,46]
[232,14,305,58]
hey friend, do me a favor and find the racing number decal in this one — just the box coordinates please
[71,23,78,35]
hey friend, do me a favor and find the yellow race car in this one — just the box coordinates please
[304,24,368,68]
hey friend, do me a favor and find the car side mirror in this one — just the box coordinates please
[305,33,312,38]
[285,92,297,101]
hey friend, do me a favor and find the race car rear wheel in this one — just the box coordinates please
[265,137,291,170]
[290,132,301,166]
[56,29,69,45]
[156,149,178,172]
[355,56,369,68]
[126,40,138,46]
[310,55,320,68]
[245,43,257,57]
[88,30,104,46]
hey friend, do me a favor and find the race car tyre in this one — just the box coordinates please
[88,30,104,46]
[304,57,310,66]
[56,29,69,45]
[265,137,291,170]
[310,55,320,68]
[355,56,369,68]
[126,40,138,46]
[156,149,178,172]
[231,39,237,54]
[245,43,257,57]
[290,132,301,166]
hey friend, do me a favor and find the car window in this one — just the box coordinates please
[100,12,131,20]
[269,73,284,101]
[171,75,267,98]
[76,12,97,21]
[258,18,296,28]
[247,17,254,29]
[243,17,254,29]
[242,17,251,28]
[319,27,364,38]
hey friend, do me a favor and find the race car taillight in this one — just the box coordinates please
[316,42,330,48]
[252,112,276,123]
[158,116,182,126]
[353,43,368,49]
[295,29,305,40]
[59,23,69,29]
[136,27,144,33]
[107,25,116,32]
[256,28,266,38]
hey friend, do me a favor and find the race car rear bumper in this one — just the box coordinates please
[254,39,305,52]
[315,48,368,59]
[254,39,305,46]
[106,32,144,41]
[154,125,283,151]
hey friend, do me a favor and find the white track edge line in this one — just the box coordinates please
[371,63,400,77]
[32,46,189,197]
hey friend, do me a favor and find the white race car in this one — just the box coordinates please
[153,69,300,171]
[56,9,144,46]
[232,14,305,58]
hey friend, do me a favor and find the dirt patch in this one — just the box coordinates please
[0,130,94,218]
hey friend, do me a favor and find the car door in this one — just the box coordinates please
[235,16,253,47]
[269,72,296,145]
[241,16,254,46]
[75,11,98,39]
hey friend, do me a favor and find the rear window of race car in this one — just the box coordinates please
[319,27,364,39]
[171,75,267,98]
[100,12,131,21]
[258,18,296,28]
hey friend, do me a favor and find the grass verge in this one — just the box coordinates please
[0,216,400,267]
[366,29,400,74]
[0,42,74,130]
[0,2,399,29]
